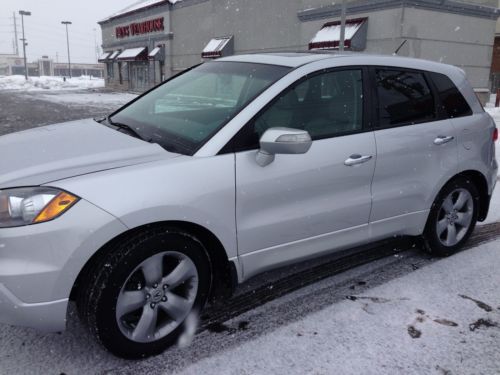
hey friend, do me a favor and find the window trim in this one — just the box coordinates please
[220,66,372,154]
[369,66,439,130]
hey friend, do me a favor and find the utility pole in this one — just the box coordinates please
[339,0,347,52]
[13,12,19,56]
[19,10,31,80]
[61,21,72,78]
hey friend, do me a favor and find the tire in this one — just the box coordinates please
[77,226,211,358]
[423,177,479,257]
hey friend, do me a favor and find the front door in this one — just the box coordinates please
[233,68,377,279]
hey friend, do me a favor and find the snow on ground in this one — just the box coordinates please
[0,75,104,91]
[176,239,500,375]
[31,91,138,107]
[483,94,500,225]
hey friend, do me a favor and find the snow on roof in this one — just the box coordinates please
[309,18,366,50]
[108,50,121,60]
[149,47,161,57]
[102,0,181,22]
[116,47,147,60]
[202,37,232,58]
[310,23,361,44]
[97,51,112,62]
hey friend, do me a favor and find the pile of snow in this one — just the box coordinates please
[32,92,137,107]
[0,75,104,91]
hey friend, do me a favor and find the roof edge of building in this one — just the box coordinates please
[298,0,500,22]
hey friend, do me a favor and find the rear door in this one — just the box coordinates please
[369,67,458,238]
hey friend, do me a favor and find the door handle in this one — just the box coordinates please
[433,135,455,145]
[344,154,373,166]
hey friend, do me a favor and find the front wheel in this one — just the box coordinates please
[77,227,211,358]
[423,177,478,256]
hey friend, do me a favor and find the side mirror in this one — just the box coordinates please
[256,127,312,167]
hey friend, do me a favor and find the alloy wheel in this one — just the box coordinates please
[115,251,199,343]
[436,188,474,247]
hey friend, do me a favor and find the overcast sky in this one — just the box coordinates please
[0,0,139,64]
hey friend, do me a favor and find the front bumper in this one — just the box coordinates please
[0,283,68,332]
[0,198,127,332]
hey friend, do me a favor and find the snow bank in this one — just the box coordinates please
[0,75,104,91]
[32,92,137,107]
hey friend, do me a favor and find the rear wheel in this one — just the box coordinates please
[77,226,211,358]
[423,177,478,256]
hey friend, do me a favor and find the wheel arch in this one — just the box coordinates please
[70,221,238,304]
[454,170,490,221]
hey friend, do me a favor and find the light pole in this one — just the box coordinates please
[19,10,31,80]
[61,21,72,78]
[339,0,347,52]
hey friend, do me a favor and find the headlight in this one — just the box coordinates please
[0,187,79,228]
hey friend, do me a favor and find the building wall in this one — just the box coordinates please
[100,0,498,91]
[170,0,303,72]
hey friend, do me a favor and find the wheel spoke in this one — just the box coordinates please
[454,191,470,211]
[162,259,196,289]
[456,211,472,228]
[437,218,448,236]
[159,292,192,322]
[141,253,164,286]
[442,196,454,214]
[116,291,146,318]
[446,224,458,246]
[132,305,158,341]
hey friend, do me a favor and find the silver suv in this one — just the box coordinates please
[0,53,497,358]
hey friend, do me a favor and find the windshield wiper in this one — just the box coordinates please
[105,116,146,141]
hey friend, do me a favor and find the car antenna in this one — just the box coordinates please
[393,39,407,55]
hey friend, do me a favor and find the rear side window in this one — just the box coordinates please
[429,72,472,118]
[375,69,436,127]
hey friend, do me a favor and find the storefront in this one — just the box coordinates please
[99,4,171,91]
[100,0,498,92]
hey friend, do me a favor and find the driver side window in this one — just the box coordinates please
[238,69,364,150]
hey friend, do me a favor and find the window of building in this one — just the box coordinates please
[107,63,114,79]
[375,69,435,127]
[429,72,472,118]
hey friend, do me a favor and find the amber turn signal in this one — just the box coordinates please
[33,192,79,223]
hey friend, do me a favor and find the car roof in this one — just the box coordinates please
[217,52,462,76]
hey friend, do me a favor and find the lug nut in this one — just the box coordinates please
[146,293,151,299]
[150,302,156,308]
[162,296,167,302]
[153,283,158,288]
[163,284,168,290]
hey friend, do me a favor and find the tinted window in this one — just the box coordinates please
[375,69,435,127]
[232,69,363,150]
[429,72,472,118]
[110,62,290,155]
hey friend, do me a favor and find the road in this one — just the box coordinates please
[0,89,499,374]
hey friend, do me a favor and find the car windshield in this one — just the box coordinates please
[109,61,291,155]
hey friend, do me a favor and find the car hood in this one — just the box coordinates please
[0,118,178,188]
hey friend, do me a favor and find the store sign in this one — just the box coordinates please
[116,17,164,39]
